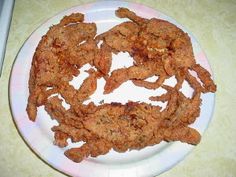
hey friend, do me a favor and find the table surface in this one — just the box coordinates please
[0,0,235,176]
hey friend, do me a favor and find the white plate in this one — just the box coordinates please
[9,1,215,177]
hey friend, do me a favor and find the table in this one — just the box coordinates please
[0,0,235,176]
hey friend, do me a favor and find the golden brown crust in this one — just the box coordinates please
[26,8,216,163]
[132,74,168,90]
[93,43,112,75]
[192,64,217,92]
[115,7,148,25]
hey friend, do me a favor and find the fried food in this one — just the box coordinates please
[116,7,148,25]
[96,21,140,53]
[26,8,216,163]
[93,43,112,75]
[26,13,96,121]
[132,74,168,90]
[104,60,166,93]
[192,64,217,92]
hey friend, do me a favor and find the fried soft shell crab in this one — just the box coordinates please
[26,8,216,163]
